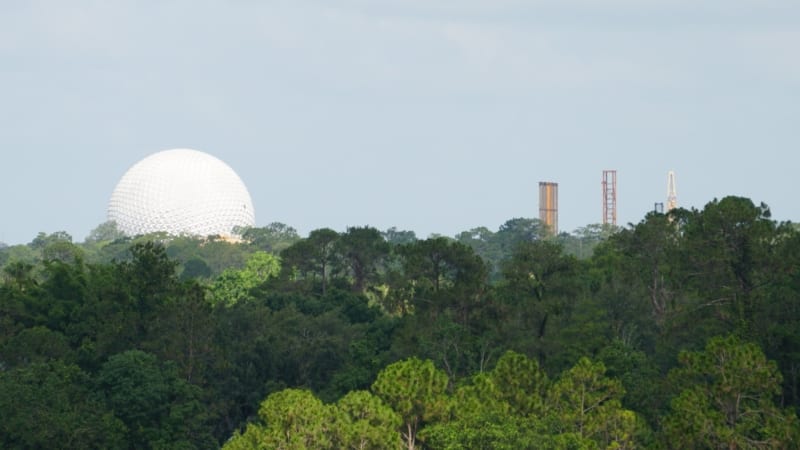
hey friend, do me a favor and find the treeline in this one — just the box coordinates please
[1,196,799,448]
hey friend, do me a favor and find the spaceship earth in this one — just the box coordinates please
[108,149,255,237]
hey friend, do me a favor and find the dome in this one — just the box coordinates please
[108,149,255,237]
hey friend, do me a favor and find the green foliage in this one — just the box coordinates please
[85,220,126,244]
[400,237,487,298]
[2,261,38,294]
[388,238,497,380]
[337,226,391,292]
[334,390,402,449]
[281,228,340,295]
[181,257,212,279]
[4,197,800,448]
[212,251,280,305]
[224,389,401,450]
[601,212,680,330]
[29,231,73,250]
[224,389,333,450]
[662,335,799,449]
[0,325,74,367]
[421,414,541,450]
[236,222,301,253]
[96,349,214,449]
[382,227,417,246]
[420,351,545,449]
[545,357,640,449]
[597,339,662,425]
[142,282,215,384]
[491,350,549,416]
[0,361,125,449]
[559,223,620,260]
[372,357,449,449]
[167,235,250,277]
[497,239,587,368]
[456,217,548,278]
[649,198,789,363]
[396,238,488,351]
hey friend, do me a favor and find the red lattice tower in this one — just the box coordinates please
[602,170,617,226]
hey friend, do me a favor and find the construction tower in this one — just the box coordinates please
[666,171,677,212]
[602,170,617,226]
[539,182,558,236]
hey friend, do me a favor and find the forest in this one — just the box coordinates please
[1,195,799,449]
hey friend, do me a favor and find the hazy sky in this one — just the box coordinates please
[1,1,798,244]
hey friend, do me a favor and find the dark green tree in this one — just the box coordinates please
[85,221,125,244]
[236,222,301,253]
[281,228,340,295]
[96,350,214,449]
[499,240,585,366]
[181,257,212,279]
[336,226,390,293]
[382,227,417,245]
[679,198,783,339]
[0,361,125,449]
[393,238,493,378]
[122,241,180,338]
[0,326,73,368]
[495,218,546,254]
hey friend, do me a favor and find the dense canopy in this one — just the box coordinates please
[2,196,799,448]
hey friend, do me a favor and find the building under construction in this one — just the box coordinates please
[539,182,558,235]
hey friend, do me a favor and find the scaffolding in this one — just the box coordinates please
[602,170,617,226]
[539,182,558,236]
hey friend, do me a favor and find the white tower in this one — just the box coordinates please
[666,171,677,212]
[602,170,617,226]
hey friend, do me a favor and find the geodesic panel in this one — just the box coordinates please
[108,149,255,237]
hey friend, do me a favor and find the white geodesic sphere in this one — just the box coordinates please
[108,149,255,237]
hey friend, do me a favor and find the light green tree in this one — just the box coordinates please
[212,251,280,305]
[334,390,403,449]
[545,357,639,449]
[223,389,401,450]
[662,335,799,449]
[85,220,125,244]
[372,357,449,450]
[224,389,333,450]
[491,350,549,417]
[421,355,542,450]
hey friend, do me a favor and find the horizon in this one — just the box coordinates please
[0,191,788,247]
[2,1,798,244]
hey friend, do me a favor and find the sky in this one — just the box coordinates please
[1,0,798,244]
